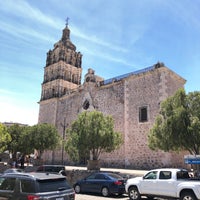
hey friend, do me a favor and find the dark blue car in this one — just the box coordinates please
[74,172,126,197]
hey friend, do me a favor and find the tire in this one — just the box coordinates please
[101,187,110,197]
[128,186,141,200]
[180,191,197,200]
[74,184,81,194]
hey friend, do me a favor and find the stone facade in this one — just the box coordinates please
[38,25,187,169]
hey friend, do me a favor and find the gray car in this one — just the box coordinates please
[0,172,75,200]
[3,168,24,174]
[36,165,66,176]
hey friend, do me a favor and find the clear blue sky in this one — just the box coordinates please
[0,0,200,125]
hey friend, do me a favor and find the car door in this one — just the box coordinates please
[17,178,36,200]
[93,174,107,193]
[139,171,158,194]
[155,170,177,196]
[81,173,97,193]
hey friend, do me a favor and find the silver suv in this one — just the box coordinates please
[0,172,75,200]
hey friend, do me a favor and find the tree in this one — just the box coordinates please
[29,123,61,158]
[65,110,123,163]
[19,126,37,155]
[6,124,26,159]
[2,123,60,161]
[148,89,200,155]
[0,123,11,152]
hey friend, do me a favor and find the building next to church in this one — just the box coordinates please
[38,23,186,169]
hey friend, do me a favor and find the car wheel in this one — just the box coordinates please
[74,184,81,194]
[101,187,109,197]
[180,191,197,200]
[128,186,141,200]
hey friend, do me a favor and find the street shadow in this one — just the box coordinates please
[77,193,128,199]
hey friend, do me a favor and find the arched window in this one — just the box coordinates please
[83,100,90,110]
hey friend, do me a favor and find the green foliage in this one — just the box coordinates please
[28,123,61,158]
[0,123,11,152]
[2,123,60,159]
[7,124,26,158]
[19,126,35,154]
[148,89,200,155]
[5,124,34,157]
[65,110,123,162]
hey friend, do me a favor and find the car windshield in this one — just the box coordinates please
[37,178,71,192]
[86,174,96,180]
[144,171,157,179]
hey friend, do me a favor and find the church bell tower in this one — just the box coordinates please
[40,22,82,101]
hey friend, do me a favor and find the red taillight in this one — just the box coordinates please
[27,195,40,200]
[114,180,122,185]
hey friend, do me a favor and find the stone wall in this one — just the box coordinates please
[95,67,186,169]
[39,65,187,169]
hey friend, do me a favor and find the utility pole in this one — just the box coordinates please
[61,117,67,165]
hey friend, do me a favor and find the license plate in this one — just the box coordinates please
[56,198,64,200]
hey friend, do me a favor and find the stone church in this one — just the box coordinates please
[38,24,187,169]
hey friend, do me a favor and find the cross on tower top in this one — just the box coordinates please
[65,17,70,27]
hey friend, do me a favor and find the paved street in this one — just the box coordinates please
[75,193,129,200]
[75,194,170,200]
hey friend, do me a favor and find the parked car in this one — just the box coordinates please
[3,168,24,174]
[36,164,66,176]
[125,168,200,200]
[0,172,75,200]
[74,172,126,197]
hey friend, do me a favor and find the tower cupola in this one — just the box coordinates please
[61,25,76,51]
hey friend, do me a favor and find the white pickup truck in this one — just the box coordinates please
[125,168,200,200]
